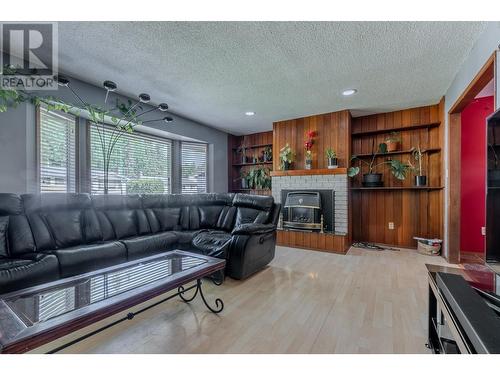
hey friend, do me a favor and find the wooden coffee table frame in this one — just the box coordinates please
[0,250,225,354]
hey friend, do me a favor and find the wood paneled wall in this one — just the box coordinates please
[351,100,444,248]
[273,110,352,171]
[277,231,350,253]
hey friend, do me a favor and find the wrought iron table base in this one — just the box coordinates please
[178,278,224,313]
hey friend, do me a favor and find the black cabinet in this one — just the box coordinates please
[487,109,500,263]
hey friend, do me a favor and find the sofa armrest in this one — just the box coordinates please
[231,223,277,235]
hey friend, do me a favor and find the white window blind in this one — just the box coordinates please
[38,106,77,193]
[181,142,208,193]
[38,287,76,322]
[90,125,172,194]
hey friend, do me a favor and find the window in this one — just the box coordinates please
[38,106,77,193]
[181,141,208,193]
[90,124,172,194]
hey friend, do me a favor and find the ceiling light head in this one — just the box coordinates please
[103,80,117,92]
[138,93,151,103]
[245,111,255,116]
[55,75,70,87]
[163,116,173,123]
[342,89,357,96]
[158,103,169,112]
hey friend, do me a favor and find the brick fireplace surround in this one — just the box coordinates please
[271,173,348,234]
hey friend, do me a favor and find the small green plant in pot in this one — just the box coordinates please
[348,141,410,187]
[280,143,294,170]
[263,146,273,162]
[325,148,338,169]
[237,144,247,163]
[408,146,427,186]
[385,131,401,152]
[235,170,249,189]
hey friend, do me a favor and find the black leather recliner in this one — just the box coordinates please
[0,192,281,294]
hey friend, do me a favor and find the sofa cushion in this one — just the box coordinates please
[92,195,149,240]
[44,241,127,278]
[232,194,273,226]
[7,215,37,256]
[0,217,8,257]
[0,253,59,294]
[152,208,181,231]
[22,193,94,251]
[232,193,274,211]
[141,194,191,230]
[198,206,224,229]
[44,210,83,248]
[234,207,270,227]
[172,230,202,245]
[216,206,236,231]
[105,210,138,239]
[191,230,232,259]
[122,232,178,260]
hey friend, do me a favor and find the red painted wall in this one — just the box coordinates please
[460,96,494,253]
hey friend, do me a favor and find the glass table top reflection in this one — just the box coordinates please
[4,252,208,327]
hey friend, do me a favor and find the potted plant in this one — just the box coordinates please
[385,131,401,152]
[304,131,315,169]
[348,141,409,186]
[408,146,427,186]
[237,144,247,163]
[325,148,338,169]
[263,146,273,162]
[235,170,249,189]
[280,143,294,170]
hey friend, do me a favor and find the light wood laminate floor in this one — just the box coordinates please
[63,245,449,354]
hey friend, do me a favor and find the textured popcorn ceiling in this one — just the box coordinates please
[55,22,486,135]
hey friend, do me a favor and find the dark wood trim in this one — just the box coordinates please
[447,53,496,264]
[351,122,440,137]
[449,53,496,114]
[277,230,349,253]
[231,143,272,150]
[0,251,225,354]
[354,147,441,158]
[351,186,444,191]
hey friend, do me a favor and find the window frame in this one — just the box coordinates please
[180,140,209,194]
[35,105,79,194]
[87,120,175,195]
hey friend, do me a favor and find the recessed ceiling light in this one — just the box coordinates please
[342,89,357,96]
[245,111,255,116]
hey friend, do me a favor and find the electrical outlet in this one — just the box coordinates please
[482,227,486,236]
[388,222,395,230]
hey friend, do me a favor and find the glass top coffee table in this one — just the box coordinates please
[0,250,225,354]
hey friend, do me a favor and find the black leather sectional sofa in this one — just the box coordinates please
[0,193,281,294]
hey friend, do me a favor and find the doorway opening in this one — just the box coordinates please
[448,53,496,264]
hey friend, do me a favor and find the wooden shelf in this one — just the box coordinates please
[351,122,440,137]
[271,168,347,177]
[232,143,272,150]
[232,161,273,167]
[354,148,441,158]
[350,186,444,191]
